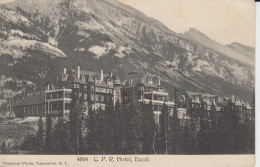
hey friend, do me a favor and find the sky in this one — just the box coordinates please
[0,0,255,47]
[118,0,255,47]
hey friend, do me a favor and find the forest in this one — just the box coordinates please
[10,90,254,155]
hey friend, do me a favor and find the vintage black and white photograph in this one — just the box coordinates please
[0,0,255,156]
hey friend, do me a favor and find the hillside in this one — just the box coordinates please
[227,42,255,60]
[0,0,255,103]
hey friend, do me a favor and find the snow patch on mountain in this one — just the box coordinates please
[88,45,107,59]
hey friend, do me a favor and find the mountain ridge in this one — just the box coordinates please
[0,0,255,103]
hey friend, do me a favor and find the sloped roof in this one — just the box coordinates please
[71,69,96,76]
[192,97,201,104]
[16,94,45,107]
[245,103,252,110]
[122,73,159,88]
[186,91,201,99]
[235,100,243,107]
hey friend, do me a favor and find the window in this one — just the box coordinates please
[37,106,39,114]
[91,86,95,91]
[101,95,104,102]
[101,88,106,93]
[65,103,70,110]
[65,92,71,98]
[32,106,35,114]
[96,95,99,101]
[62,74,68,81]
[28,106,32,114]
[52,93,57,99]
[24,107,27,114]
[84,85,87,90]
[58,92,63,98]
[84,94,88,100]
[91,94,95,101]
[148,78,153,84]
[46,93,51,100]
[125,96,128,102]
[114,80,120,84]
[79,93,82,98]
[52,104,58,111]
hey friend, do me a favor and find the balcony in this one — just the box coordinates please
[138,99,175,106]
[144,91,168,96]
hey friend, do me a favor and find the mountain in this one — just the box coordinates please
[227,42,255,60]
[0,0,255,103]
[181,28,254,66]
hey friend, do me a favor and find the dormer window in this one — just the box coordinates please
[62,74,68,82]
[107,79,113,86]
[148,78,153,84]
[81,75,86,82]
[114,80,120,85]
[129,79,133,85]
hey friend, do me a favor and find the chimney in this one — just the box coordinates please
[158,79,161,86]
[100,70,104,81]
[46,83,50,91]
[63,68,67,74]
[77,66,80,78]
[110,71,113,77]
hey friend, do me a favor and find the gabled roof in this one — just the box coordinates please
[235,100,243,107]
[122,73,159,88]
[186,91,202,99]
[192,97,201,104]
[71,69,96,76]
[245,103,252,110]
[186,91,217,99]
[15,94,45,107]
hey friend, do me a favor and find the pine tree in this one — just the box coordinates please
[142,100,156,154]
[169,104,182,154]
[210,101,217,152]
[36,114,44,153]
[54,116,70,154]
[158,102,168,154]
[114,101,123,153]
[69,91,85,154]
[124,102,143,154]
[45,112,53,153]
[95,106,104,153]
[104,96,115,153]
[86,105,98,154]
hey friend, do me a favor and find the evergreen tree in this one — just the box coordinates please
[169,104,182,154]
[158,102,168,154]
[36,114,44,153]
[86,105,98,154]
[69,91,85,154]
[124,102,143,154]
[45,112,53,153]
[1,141,6,154]
[54,116,70,154]
[96,105,107,153]
[210,101,217,152]
[142,100,156,154]
[114,101,123,153]
[104,96,115,153]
